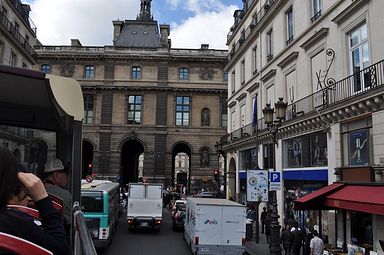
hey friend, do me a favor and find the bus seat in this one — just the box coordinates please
[0,231,53,255]
[7,205,40,220]
[26,194,64,219]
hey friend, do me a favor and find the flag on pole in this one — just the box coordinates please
[252,96,257,130]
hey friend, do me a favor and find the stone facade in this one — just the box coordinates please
[34,1,228,192]
[225,0,384,252]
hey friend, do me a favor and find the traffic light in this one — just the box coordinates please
[214,170,219,182]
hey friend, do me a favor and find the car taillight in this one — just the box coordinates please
[242,238,245,246]
[195,236,199,245]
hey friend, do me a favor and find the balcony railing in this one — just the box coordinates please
[0,12,36,58]
[222,59,384,145]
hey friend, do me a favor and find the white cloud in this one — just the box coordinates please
[25,0,237,49]
[26,0,137,45]
[166,0,181,10]
[169,5,237,49]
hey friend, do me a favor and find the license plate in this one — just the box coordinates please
[141,222,149,226]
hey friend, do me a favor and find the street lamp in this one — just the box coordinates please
[262,97,287,255]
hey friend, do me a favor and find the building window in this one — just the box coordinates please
[252,46,257,74]
[83,95,94,124]
[9,51,17,66]
[221,97,227,128]
[127,95,142,124]
[286,8,294,45]
[266,29,273,61]
[132,66,141,79]
[0,41,4,60]
[284,132,328,168]
[311,0,321,22]
[263,144,274,169]
[41,64,51,74]
[349,23,369,94]
[179,67,189,80]
[231,71,235,92]
[224,71,228,81]
[175,96,190,126]
[240,104,246,127]
[241,60,245,85]
[85,65,95,78]
[22,62,27,68]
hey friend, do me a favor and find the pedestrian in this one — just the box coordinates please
[264,211,272,243]
[304,227,315,255]
[310,230,324,255]
[289,221,303,255]
[348,238,363,255]
[0,146,69,255]
[43,158,72,235]
[260,206,267,233]
[281,224,292,255]
[246,204,256,222]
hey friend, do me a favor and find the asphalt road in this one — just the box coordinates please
[99,207,191,255]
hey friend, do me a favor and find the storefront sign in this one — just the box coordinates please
[247,170,269,202]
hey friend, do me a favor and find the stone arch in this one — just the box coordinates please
[171,142,192,192]
[228,157,237,201]
[120,138,145,185]
[82,140,94,178]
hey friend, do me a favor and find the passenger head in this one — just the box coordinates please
[44,159,69,188]
[0,146,27,211]
[351,238,359,245]
[312,230,319,237]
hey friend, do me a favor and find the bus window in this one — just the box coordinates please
[81,192,103,213]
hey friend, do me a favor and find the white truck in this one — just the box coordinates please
[184,198,246,255]
[126,183,163,231]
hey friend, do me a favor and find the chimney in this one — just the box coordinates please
[201,44,209,50]
[113,20,124,43]
[160,24,170,48]
[71,39,82,47]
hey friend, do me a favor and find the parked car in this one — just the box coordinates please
[172,204,186,230]
[171,199,186,214]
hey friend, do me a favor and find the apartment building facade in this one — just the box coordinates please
[0,0,40,166]
[223,0,384,252]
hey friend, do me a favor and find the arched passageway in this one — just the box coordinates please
[228,158,236,201]
[171,143,191,192]
[121,140,144,185]
[82,140,94,178]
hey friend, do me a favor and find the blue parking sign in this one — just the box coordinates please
[270,172,281,183]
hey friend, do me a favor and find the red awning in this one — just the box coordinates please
[294,183,344,210]
[294,183,384,215]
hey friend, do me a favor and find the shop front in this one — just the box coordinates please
[295,182,384,254]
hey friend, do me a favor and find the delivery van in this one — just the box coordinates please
[184,197,246,254]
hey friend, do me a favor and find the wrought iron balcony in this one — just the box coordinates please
[221,59,384,145]
[0,12,36,58]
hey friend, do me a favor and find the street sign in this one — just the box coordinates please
[247,170,269,202]
[269,171,281,191]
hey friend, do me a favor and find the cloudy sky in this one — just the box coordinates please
[24,0,240,49]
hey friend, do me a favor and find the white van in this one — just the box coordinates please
[184,198,246,255]
[126,183,163,231]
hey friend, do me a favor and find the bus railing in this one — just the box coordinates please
[73,202,97,255]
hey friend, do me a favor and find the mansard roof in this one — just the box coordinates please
[114,20,161,48]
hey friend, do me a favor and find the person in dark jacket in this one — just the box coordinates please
[289,221,303,255]
[264,211,272,243]
[281,224,292,255]
[260,206,267,233]
[0,147,69,255]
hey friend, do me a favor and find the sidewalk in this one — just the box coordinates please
[245,222,270,255]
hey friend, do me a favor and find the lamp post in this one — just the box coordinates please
[262,97,287,255]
